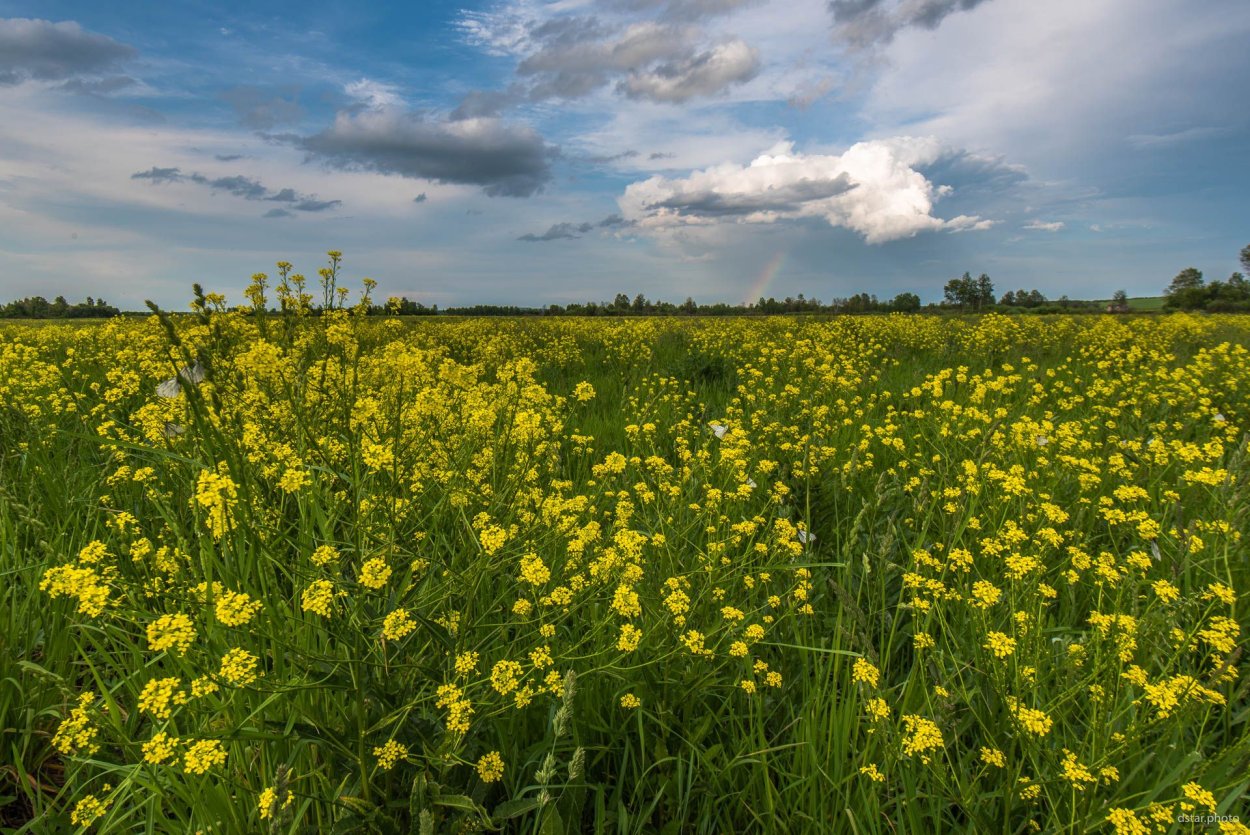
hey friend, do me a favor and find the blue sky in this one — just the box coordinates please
[1,0,1247,309]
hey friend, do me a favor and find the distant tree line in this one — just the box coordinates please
[377,291,928,317]
[17,254,1236,320]
[364,277,1104,317]
[1163,245,1250,311]
[0,295,121,319]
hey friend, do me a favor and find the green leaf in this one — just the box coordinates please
[492,796,543,821]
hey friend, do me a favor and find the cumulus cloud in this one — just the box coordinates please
[298,109,555,197]
[829,0,994,46]
[0,18,135,85]
[619,137,992,243]
[130,167,341,212]
[1023,219,1064,231]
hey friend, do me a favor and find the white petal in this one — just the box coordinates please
[181,362,207,384]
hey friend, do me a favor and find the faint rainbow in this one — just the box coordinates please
[744,251,787,305]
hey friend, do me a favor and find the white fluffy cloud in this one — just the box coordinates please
[619,136,990,243]
[1023,219,1063,231]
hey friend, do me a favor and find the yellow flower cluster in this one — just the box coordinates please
[374,739,407,770]
[147,613,195,654]
[476,751,505,783]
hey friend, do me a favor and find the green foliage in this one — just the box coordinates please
[1165,267,1250,312]
[943,272,995,310]
[0,295,120,319]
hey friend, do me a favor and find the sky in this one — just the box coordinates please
[0,0,1248,309]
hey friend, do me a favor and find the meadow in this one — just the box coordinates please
[1,276,1247,833]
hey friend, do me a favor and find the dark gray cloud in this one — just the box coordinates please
[220,86,305,130]
[131,166,182,184]
[298,110,555,198]
[597,213,636,228]
[214,154,245,162]
[649,151,676,160]
[292,198,341,212]
[829,0,993,46]
[519,213,637,241]
[130,167,341,212]
[519,221,595,241]
[586,149,640,164]
[413,192,428,203]
[0,18,135,85]
[646,174,857,216]
[187,173,269,200]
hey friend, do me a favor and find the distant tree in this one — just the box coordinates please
[680,296,698,315]
[1241,244,1250,274]
[999,290,1017,306]
[975,274,994,310]
[612,293,630,311]
[1165,267,1207,310]
[889,292,921,312]
[1207,272,1250,311]
[944,272,976,308]
[1112,289,1128,304]
[631,293,648,313]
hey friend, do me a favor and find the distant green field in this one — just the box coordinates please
[1093,296,1166,311]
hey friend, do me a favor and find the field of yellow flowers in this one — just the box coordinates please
[1,274,1247,833]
